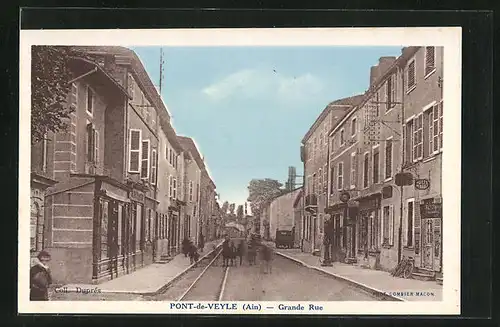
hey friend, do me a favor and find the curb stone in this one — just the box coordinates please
[275,251,406,302]
[142,240,225,296]
[55,240,224,297]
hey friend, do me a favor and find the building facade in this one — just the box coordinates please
[268,188,302,241]
[31,46,218,284]
[323,47,443,279]
[300,95,364,254]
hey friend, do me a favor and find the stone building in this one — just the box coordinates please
[300,95,364,254]
[268,188,302,241]
[324,47,443,280]
[32,46,218,284]
[177,136,203,245]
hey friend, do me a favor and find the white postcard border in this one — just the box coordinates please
[19,27,461,315]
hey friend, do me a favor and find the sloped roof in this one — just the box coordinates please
[73,46,183,153]
[177,136,205,170]
[302,94,364,143]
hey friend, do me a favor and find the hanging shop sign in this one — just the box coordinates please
[420,203,442,218]
[414,179,431,190]
[129,189,145,203]
[339,191,351,203]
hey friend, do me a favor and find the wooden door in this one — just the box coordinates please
[422,218,434,269]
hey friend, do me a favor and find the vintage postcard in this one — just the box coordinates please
[19,27,461,315]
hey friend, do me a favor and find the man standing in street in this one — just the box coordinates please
[30,250,52,301]
[198,233,205,252]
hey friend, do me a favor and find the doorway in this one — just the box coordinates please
[421,218,434,269]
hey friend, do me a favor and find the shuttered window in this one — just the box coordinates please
[150,149,157,185]
[413,114,424,161]
[407,59,416,90]
[141,140,150,179]
[128,129,142,173]
[86,123,99,164]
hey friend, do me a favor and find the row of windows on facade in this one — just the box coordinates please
[301,200,425,252]
[307,100,443,196]
[306,46,437,162]
[96,199,193,260]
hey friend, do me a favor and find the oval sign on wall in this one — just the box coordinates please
[414,179,430,190]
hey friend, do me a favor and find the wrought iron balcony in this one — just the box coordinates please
[305,194,318,208]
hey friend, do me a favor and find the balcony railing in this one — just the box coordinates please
[305,194,318,207]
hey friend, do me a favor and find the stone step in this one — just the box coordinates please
[436,277,443,285]
[412,272,436,281]
[345,257,358,264]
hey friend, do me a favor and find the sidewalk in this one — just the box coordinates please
[59,239,223,296]
[270,245,443,302]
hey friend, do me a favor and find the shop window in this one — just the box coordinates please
[369,213,379,251]
[136,204,142,250]
[128,129,142,173]
[382,205,394,246]
[100,200,109,260]
[406,199,415,247]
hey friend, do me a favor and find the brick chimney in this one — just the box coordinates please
[369,56,397,88]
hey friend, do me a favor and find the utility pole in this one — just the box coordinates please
[159,48,165,94]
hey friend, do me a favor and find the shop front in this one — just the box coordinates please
[418,198,442,272]
[355,194,382,269]
[92,180,149,283]
[168,204,181,255]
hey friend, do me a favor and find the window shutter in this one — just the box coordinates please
[129,130,141,173]
[93,130,99,164]
[439,100,443,150]
[389,205,394,245]
[425,47,435,76]
[151,149,157,184]
[141,140,150,179]
[407,60,416,89]
[86,123,93,162]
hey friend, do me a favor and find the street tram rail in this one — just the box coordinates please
[177,248,229,301]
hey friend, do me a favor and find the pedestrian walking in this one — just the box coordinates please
[198,233,205,252]
[222,237,231,267]
[259,245,273,274]
[236,240,246,266]
[188,241,200,265]
[182,237,190,258]
[30,250,52,301]
[229,241,237,266]
[247,237,257,266]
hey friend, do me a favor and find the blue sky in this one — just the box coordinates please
[132,46,402,207]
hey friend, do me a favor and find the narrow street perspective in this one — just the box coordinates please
[29,43,445,303]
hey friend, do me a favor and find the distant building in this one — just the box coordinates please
[268,188,302,241]
[324,46,443,280]
[300,95,364,254]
